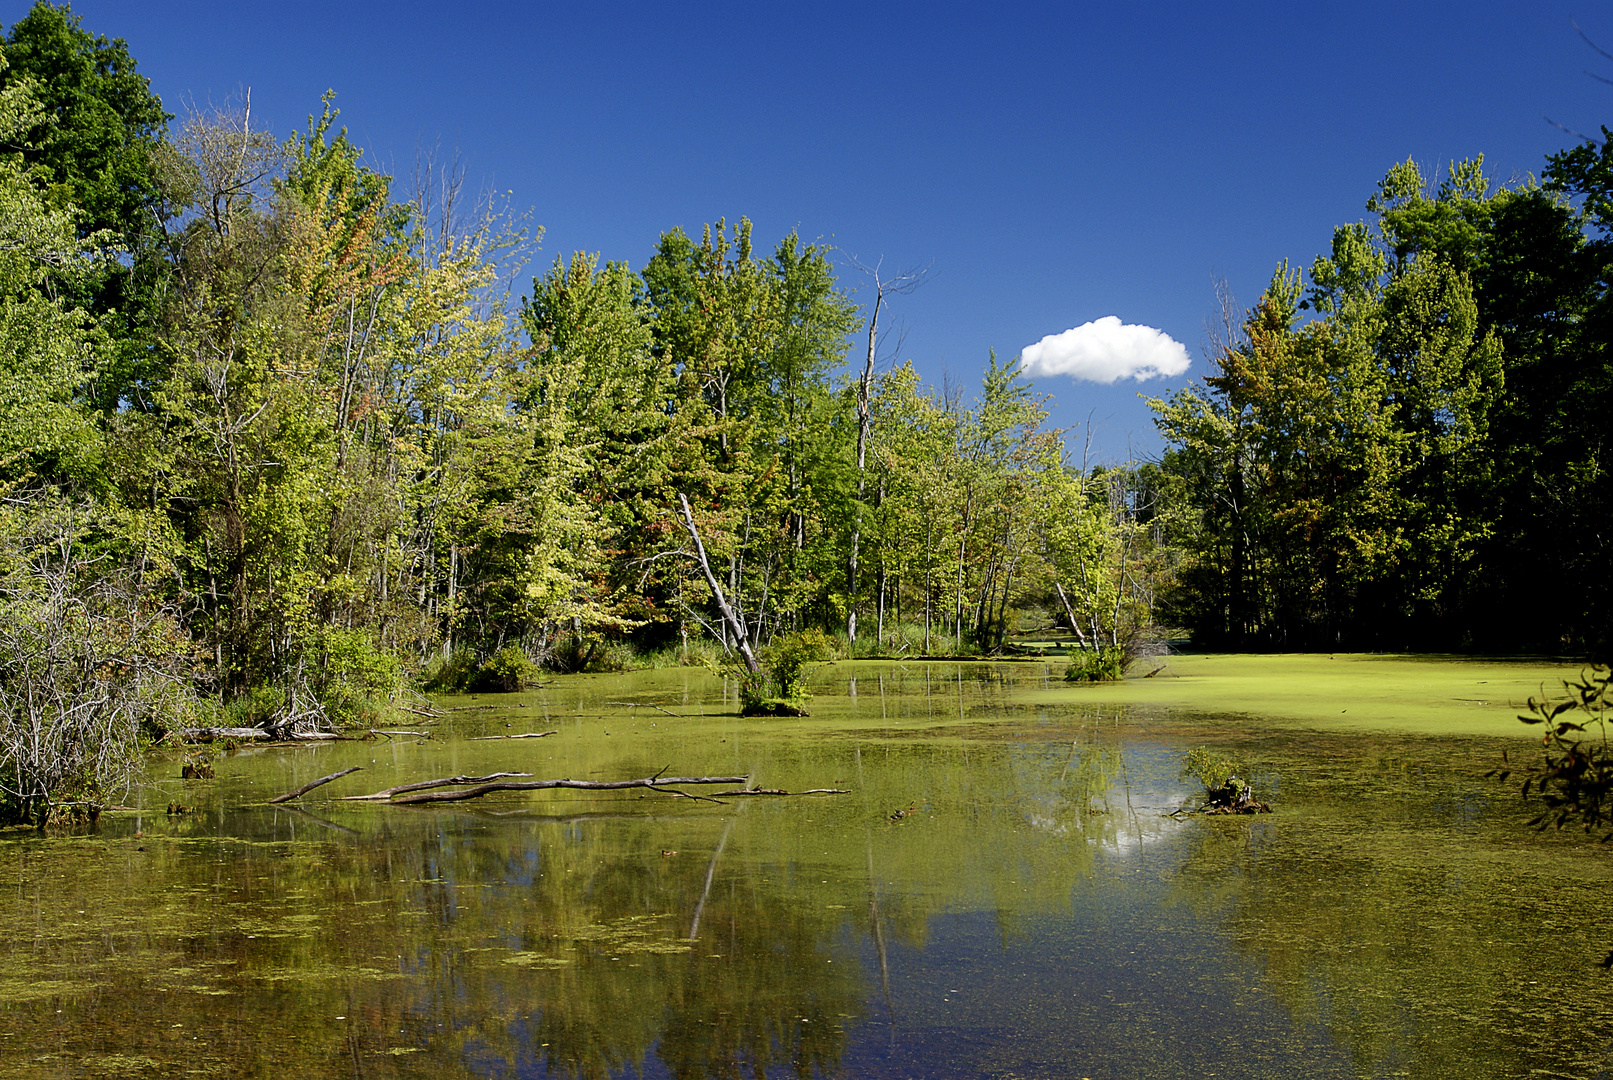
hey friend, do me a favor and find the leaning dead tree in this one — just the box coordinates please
[674,493,760,673]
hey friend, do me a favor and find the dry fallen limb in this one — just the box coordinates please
[706,788,851,797]
[388,773,749,806]
[467,730,559,741]
[269,766,363,804]
[342,772,535,801]
[604,701,682,717]
[368,729,431,739]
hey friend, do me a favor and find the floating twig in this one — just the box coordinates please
[705,788,851,797]
[467,730,559,741]
[603,701,682,718]
[269,766,363,804]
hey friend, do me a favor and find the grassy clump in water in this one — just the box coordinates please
[1065,645,1127,682]
[1179,746,1269,813]
[740,629,833,716]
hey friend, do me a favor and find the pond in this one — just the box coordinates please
[2,654,1611,1079]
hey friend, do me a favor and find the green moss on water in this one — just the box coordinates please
[1027,652,1587,736]
[0,655,1608,1079]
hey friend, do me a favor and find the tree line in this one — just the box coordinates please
[1151,147,1612,657]
[0,1,1606,816]
[0,5,1164,816]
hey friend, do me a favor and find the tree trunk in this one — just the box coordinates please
[1054,583,1089,646]
[847,279,884,644]
[676,494,760,674]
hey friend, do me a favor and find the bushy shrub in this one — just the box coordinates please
[582,641,634,673]
[315,627,401,724]
[473,645,540,692]
[218,686,285,729]
[419,647,478,693]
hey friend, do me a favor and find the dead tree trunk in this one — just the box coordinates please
[1054,583,1090,646]
[676,494,760,674]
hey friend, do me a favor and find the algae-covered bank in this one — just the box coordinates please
[2,655,1611,1079]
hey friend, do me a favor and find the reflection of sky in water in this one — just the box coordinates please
[2,661,1612,1079]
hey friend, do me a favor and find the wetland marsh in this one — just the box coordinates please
[2,654,1611,1079]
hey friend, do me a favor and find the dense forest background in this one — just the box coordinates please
[0,3,1608,809]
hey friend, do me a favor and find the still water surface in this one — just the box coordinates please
[2,657,1611,1079]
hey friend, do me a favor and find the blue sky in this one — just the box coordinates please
[25,1,1608,461]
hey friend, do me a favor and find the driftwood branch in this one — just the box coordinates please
[604,702,682,717]
[269,766,362,803]
[467,730,558,741]
[343,772,535,801]
[706,787,851,797]
[387,773,749,805]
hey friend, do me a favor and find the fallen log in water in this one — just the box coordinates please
[387,773,750,805]
[342,772,536,801]
[269,766,363,804]
[179,726,270,742]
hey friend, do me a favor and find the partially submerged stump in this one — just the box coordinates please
[1199,778,1271,815]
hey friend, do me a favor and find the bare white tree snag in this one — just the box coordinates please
[675,494,761,673]
[845,259,926,645]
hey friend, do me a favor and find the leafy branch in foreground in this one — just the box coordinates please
[1492,666,1613,839]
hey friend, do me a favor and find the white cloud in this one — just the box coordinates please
[1020,316,1191,384]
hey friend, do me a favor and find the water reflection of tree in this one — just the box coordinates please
[3,692,1197,1079]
